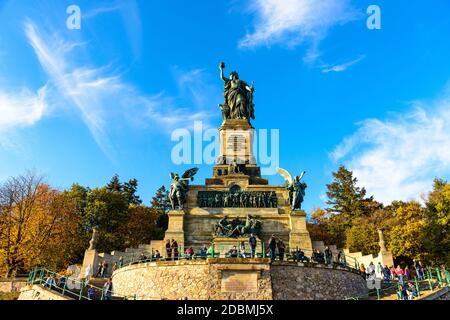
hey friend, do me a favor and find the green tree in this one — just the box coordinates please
[84,187,129,253]
[123,179,142,205]
[326,166,370,220]
[151,186,170,239]
[106,174,122,193]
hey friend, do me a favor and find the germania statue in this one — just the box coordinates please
[277,168,307,211]
[219,62,255,124]
[168,168,199,210]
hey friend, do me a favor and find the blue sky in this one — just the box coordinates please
[1,0,450,213]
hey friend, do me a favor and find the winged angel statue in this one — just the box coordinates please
[169,168,199,210]
[276,168,307,211]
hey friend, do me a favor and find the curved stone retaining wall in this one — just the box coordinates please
[112,259,367,300]
[271,264,367,300]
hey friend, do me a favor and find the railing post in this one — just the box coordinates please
[79,279,84,300]
[415,277,420,296]
[376,288,380,300]
[101,287,105,301]
[39,269,44,285]
[436,267,442,287]
[427,270,433,291]
[62,278,67,296]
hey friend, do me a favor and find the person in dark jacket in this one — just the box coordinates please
[277,238,286,261]
[268,235,277,261]
[248,234,257,258]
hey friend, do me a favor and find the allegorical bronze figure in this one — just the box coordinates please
[168,168,199,210]
[277,168,307,211]
[219,62,255,124]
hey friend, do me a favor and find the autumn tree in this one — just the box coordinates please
[422,179,450,266]
[0,173,62,277]
[386,201,426,262]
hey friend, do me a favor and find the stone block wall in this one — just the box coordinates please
[112,259,367,300]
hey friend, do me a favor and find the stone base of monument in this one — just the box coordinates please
[213,237,263,257]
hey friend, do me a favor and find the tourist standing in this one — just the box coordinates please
[103,278,113,300]
[277,238,286,261]
[360,263,366,278]
[415,260,423,280]
[268,235,277,261]
[383,265,391,286]
[248,234,257,258]
[101,261,109,278]
[396,265,405,285]
[118,256,124,268]
[96,262,103,277]
[165,240,172,260]
[405,266,411,281]
[88,286,96,300]
[207,243,215,258]
[200,245,208,258]
[239,241,247,258]
[171,239,179,260]
[390,265,396,281]
[367,262,376,281]
[376,262,383,279]
[324,246,333,266]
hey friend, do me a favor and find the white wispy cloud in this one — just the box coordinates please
[0,86,47,131]
[239,0,359,53]
[330,88,450,204]
[23,21,213,158]
[83,5,122,19]
[321,55,365,73]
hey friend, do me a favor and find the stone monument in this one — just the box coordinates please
[163,62,312,256]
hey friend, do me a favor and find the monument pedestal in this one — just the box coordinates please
[165,210,186,250]
[289,210,313,254]
[81,249,99,278]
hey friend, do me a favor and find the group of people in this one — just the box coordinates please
[165,239,179,260]
[357,261,427,300]
[43,273,114,300]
